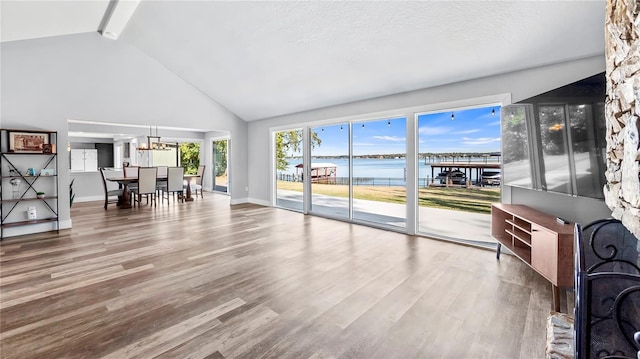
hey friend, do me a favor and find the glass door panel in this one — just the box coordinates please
[352,117,406,228]
[309,124,349,218]
[417,107,500,244]
[275,129,304,211]
[213,139,228,193]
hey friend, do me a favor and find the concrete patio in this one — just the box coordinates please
[276,189,495,245]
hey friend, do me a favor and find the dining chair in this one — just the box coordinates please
[155,166,168,197]
[99,167,124,210]
[123,165,139,193]
[123,166,139,177]
[156,166,168,177]
[189,165,205,198]
[131,167,157,207]
[161,167,185,203]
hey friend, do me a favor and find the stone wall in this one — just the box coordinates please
[604,0,640,237]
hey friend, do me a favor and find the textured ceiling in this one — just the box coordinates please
[121,1,606,121]
[1,1,606,123]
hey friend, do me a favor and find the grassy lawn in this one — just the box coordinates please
[277,181,500,214]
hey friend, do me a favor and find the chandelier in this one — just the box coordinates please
[137,126,171,151]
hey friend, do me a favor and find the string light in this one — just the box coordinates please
[491,108,495,116]
[340,125,343,131]
[451,112,455,121]
[387,120,391,127]
[362,123,365,128]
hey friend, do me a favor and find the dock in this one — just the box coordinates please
[429,161,501,186]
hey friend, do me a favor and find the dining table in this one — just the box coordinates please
[107,174,200,209]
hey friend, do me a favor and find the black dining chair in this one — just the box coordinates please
[99,167,124,210]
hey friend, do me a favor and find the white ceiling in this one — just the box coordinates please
[1,1,606,123]
[0,0,138,42]
[0,0,110,42]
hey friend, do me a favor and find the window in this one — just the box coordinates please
[501,73,606,199]
[570,104,605,199]
[538,105,571,194]
[501,102,606,199]
[502,105,533,189]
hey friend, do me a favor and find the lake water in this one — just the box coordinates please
[282,157,497,185]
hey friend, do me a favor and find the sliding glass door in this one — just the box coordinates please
[275,118,407,229]
[309,123,350,219]
[272,106,501,244]
[352,117,406,228]
[416,107,500,244]
[275,129,304,211]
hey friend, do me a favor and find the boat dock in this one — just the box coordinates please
[429,162,501,186]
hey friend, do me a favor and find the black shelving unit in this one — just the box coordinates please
[1,129,59,239]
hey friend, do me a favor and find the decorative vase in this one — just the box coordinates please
[10,178,21,199]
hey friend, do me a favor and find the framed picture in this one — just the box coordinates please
[8,131,49,153]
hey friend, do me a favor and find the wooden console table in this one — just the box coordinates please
[491,203,574,312]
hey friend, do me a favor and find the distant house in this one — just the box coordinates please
[295,163,337,183]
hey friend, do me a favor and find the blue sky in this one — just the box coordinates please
[298,106,501,156]
[418,106,501,153]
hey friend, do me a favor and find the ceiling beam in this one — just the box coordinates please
[98,0,140,40]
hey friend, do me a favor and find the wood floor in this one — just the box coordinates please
[1,194,556,358]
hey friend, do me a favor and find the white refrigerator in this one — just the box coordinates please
[71,149,98,172]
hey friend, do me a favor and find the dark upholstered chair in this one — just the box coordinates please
[99,167,123,210]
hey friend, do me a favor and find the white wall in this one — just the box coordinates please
[1,32,248,236]
[504,186,610,226]
[247,55,609,225]
[71,170,122,203]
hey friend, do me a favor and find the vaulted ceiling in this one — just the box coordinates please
[1,1,606,122]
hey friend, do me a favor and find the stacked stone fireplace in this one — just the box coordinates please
[604,0,640,238]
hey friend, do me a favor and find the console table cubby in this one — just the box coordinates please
[491,203,574,312]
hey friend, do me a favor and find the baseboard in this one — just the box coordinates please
[61,219,72,229]
[75,195,104,203]
[230,197,249,205]
[247,198,271,207]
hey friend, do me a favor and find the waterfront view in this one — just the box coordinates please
[279,155,501,187]
[274,106,501,244]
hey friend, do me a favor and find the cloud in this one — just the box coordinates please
[453,129,480,135]
[372,135,406,142]
[461,137,501,145]
[353,142,376,146]
[489,120,501,126]
[418,126,451,135]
